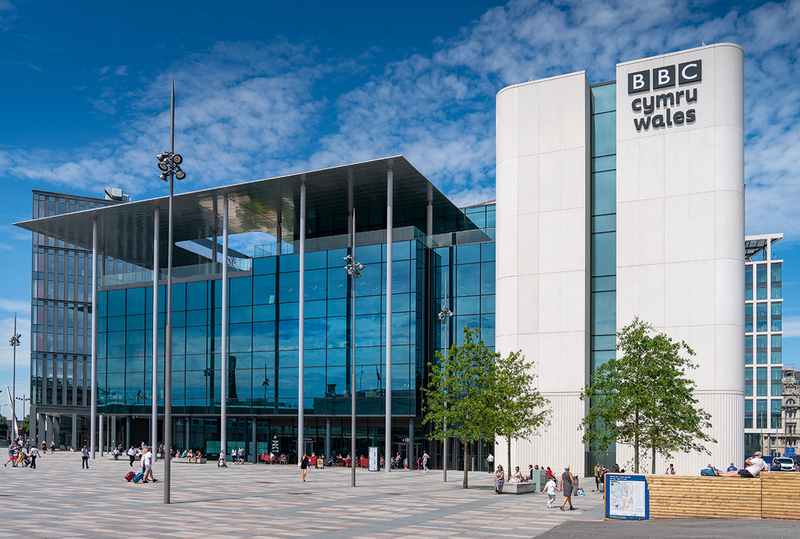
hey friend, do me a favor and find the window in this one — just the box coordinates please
[756,400,767,429]
[772,368,783,396]
[757,367,767,396]
[772,400,782,429]
[745,368,753,396]
[745,400,753,428]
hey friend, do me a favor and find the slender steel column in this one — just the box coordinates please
[351,210,357,486]
[163,80,176,503]
[98,413,104,455]
[126,416,131,449]
[71,413,77,449]
[152,206,159,459]
[385,168,393,472]
[427,183,433,237]
[409,417,415,469]
[298,180,306,457]
[251,418,257,464]
[326,417,331,459]
[220,196,229,459]
[212,231,218,264]
[90,217,98,458]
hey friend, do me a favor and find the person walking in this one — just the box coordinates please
[665,463,676,475]
[29,445,39,469]
[300,452,309,482]
[560,466,576,511]
[4,444,17,467]
[487,453,494,473]
[141,447,158,483]
[218,448,227,467]
[494,465,505,494]
[545,474,558,508]
[81,445,89,469]
[49,441,55,454]
[127,445,136,467]
[422,450,429,473]
[239,447,245,464]
[594,462,601,491]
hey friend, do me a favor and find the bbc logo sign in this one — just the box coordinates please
[628,60,702,94]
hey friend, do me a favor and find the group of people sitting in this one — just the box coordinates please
[503,463,555,483]
[177,449,204,462]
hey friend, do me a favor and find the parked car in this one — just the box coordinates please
[771,457,796,471]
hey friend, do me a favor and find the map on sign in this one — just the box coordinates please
[606,474,649,520]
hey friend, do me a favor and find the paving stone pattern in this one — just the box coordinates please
[2,452,604,538]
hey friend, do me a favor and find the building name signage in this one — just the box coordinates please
[627,60,701,132]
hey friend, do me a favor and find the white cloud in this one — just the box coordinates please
[0,297,29,313]
[115,65,128,76]
[783,316,800,338]
[1,0,799,234]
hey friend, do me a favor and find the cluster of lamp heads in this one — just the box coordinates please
[156,151,186,181]
[343,254,364,278]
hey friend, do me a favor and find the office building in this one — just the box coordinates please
[495,43,745,474]
[18,158,495,464]
[744,234,784,455]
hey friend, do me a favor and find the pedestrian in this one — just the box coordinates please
[218,448,227,467]
[300,452,309,482]
[494,465,505,494]
[49,441,55,454]
[545,473,558,508]
[422,450,429,473]
[594,462,601,491]
[4,444,16,467]
[487,453,494,473]
[665,463,676,475]
[727,462,738,472]
[127,445,136,467]
[141,447,157,483]
[81,445,89,469]
[560,466,576,511]
[239,446,245,464]
[30,445,39,469]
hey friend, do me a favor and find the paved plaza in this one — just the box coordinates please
[2,451,604,538]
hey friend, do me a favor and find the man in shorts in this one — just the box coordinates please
[141,447,158,483]
[719,451,767,477]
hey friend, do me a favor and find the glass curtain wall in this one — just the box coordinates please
[588,82,617,468]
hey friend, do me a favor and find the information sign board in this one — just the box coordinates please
[605,473,649,520]
[368,447,379,472]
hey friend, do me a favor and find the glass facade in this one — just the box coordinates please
[30,191,118,448]
[744,236,783,455]
[587,82,617,468]
[92,200,496,460]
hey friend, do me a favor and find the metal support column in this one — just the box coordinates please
[126,416,131,449]
[98,414,104,455]
[45,415,52,446]
[38,414,45,447]
[220,196,229,459]
[385,167,393,472]
[409,417,415,470]
[152,206,159,458]
[111,415,116,450]
[326,417,331,460]
[90,217,98,458]
[298,180,306,459]
[72,413,77,450]
[252,418,257,464]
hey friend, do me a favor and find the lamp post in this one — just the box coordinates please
[156,78,187,505]
[10,313,21,434]
[16,395,30,421]
[343,210,364,487]
[437,293,453,482]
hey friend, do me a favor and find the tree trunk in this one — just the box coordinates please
[651,444,656,474]
[634,410,639,473]
[507,436,511,476]
[462,440,469,489]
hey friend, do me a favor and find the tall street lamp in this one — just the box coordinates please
[9,312,21,437]
[437,288,453,482]
[343,210,364,487]
[16,395,30,421]
[156,78,186,505]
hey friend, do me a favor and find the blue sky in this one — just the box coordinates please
[1,0,799,418]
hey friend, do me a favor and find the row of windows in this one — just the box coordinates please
[745,367,784,396]
[745,399,783,429]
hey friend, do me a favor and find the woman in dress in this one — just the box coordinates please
[494,465,505,494]
[560,466,576,511]
[300,452,309,482]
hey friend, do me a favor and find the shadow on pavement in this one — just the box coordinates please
[540,518,799,539]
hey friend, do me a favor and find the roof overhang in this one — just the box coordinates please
[15,156,469,269]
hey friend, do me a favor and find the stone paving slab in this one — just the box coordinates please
[2,452,604,538]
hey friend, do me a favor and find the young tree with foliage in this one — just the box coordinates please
[423,327,497,489]
[580,317,715,473]
[494,350,551,472]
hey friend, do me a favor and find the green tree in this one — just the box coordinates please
[423,327,497,489]
[494,350,551,472]
[580,317,715,473]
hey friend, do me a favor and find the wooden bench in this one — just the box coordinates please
[501,482,537,494]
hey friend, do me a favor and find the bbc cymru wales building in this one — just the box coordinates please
[18,43,748,475]
[495,43,745,474]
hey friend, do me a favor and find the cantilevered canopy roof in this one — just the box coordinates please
[15,156,471,269]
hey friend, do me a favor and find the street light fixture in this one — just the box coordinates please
[343,210,364,487]
[437,279,453,482]
[9,312,21,438]
[156,79,187,505]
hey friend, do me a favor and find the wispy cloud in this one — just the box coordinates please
[0,297,30,313]
[0,1,798,228]
[783,316,800,338]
